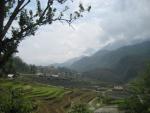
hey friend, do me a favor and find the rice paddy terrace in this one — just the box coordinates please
[0,79,97,113]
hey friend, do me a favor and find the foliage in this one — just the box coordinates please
[69,104,91,113]
[97,93,113,105]
[119,65,150,113]
[71,41,150,83]
[0,0,91,69]
[0,57,16,77]
[0,56,37,76]
[0,79,97,113]
[0,87,37,113]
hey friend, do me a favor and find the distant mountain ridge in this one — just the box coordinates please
[52,56,84,68]
[66,41,150,83]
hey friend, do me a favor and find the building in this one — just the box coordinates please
[8,74,14,79]
[51,74,59,78]
[113,86,124,90]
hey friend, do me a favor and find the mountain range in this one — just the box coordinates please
[58,41,150,83]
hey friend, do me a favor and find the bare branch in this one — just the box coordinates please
[19,0,31,11]
[0,0,25,40]
[38,0,50,22]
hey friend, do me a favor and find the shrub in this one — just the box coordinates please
[0,88,37,113]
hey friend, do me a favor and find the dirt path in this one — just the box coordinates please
[94,105,124,113]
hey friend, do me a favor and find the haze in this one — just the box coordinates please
[17,0,150,65]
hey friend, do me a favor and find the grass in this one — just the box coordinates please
[0,79,66,100]
[110,99,125,105]
[0,79,97,113]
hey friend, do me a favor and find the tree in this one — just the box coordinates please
[119,65,150,113]
[0,57,16,77]
[0,88,37,113]
[68,104,91,113]
[0,56,38,77]
[0,0,91,69]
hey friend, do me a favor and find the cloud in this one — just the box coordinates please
[17,0,150,65]
[97,0,150,47]
[18,21,102,65]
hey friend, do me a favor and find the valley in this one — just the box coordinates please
[60,41,150,83]
[0,76,130,113]
[0,1,150,113]
[0,41,150,113]
[0,79,97,113]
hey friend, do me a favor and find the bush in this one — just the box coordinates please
[68,104,90,113]
[0,88,37,113]
[119,65,150,113]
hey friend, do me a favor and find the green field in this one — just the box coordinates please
[0,79,66,99]
[0,79,97,113]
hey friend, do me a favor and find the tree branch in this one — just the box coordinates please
[19,0,30,11]
[38,0,50,22]
[0,0,25,40]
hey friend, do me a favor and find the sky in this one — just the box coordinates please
[17,0,150,65]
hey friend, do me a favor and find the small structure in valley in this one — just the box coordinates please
[8,74,15,79]
[36,72,43,76]
[51,74,59,78]
[113,85,124,91]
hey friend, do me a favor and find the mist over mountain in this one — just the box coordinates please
[52,56,84,68]
[61,40,150,83]
[103,37,150,50]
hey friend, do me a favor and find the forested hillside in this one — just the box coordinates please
[0,57,37,75]
[67,41,150,83]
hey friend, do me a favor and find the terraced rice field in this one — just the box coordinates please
[0,79,97,113]
[0,79,66,99]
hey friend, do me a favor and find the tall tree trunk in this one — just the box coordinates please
[0,0,5,70]
[0,0,5,36]
[0,51,14,73]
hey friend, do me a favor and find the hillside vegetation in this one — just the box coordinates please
[67,41,150,83]
[0,57,37,76]
[0,79,97,113]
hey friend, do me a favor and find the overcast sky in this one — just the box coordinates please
[17,0,150,65]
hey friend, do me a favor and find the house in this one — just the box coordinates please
[113,86,123,91]
[51,74,59,78]
[8,74,15,79]
[36,72,43,76]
